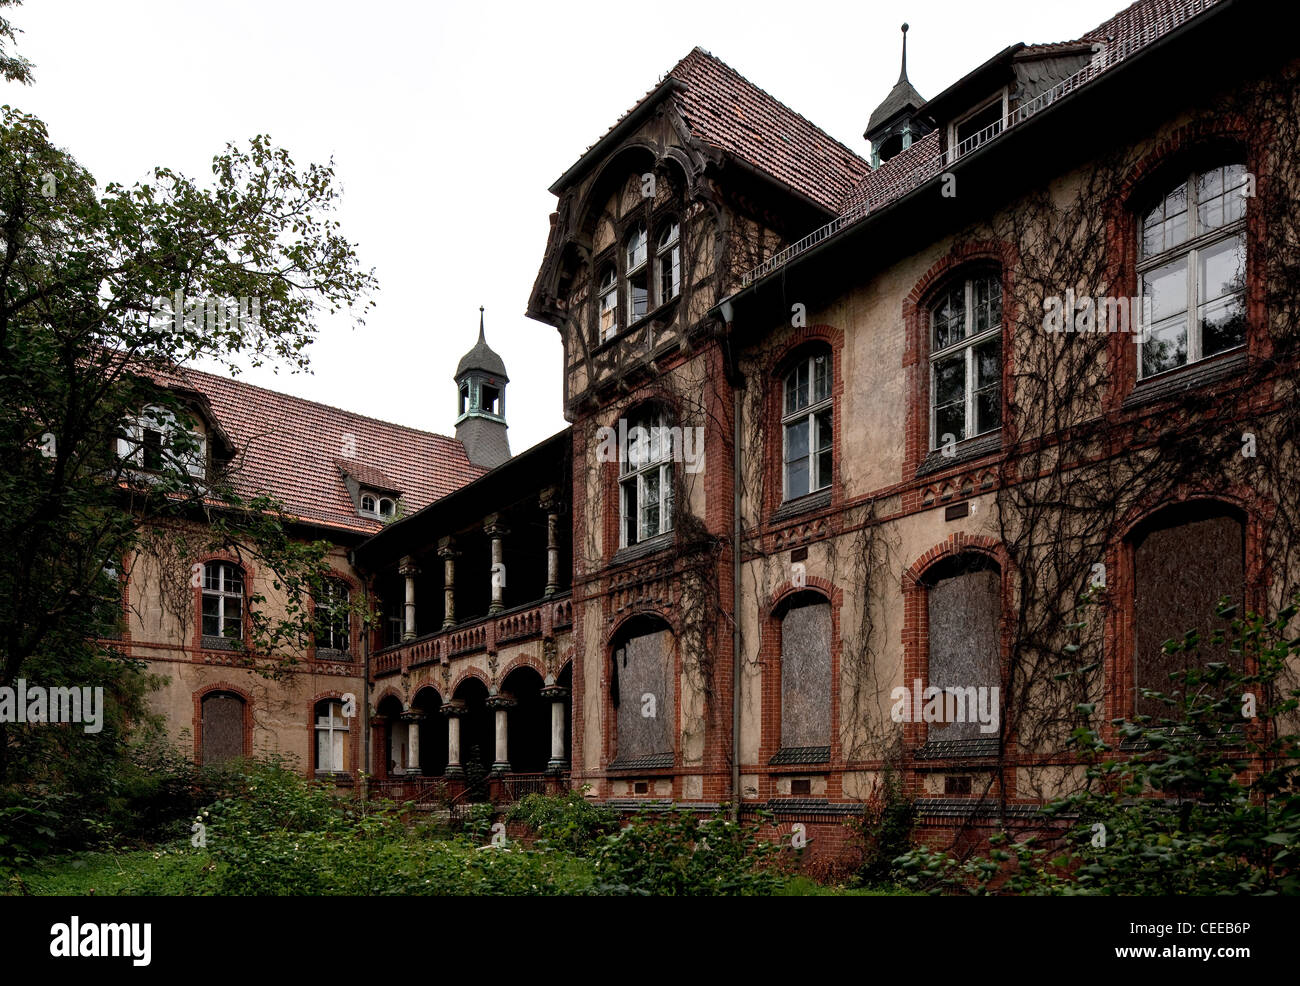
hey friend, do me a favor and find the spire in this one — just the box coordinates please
[478,305,486,343]
[898,23,910,85]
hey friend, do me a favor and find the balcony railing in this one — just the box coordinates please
[739,0,1219,288]
[372,591,572,678]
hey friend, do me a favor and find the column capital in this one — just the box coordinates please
[485,694,516,711]
[440,701,467,718]
[539,487,562,513]
[398,555,421,578]
[483,513,510,538]
[540,685,569,701]
[399,710,426,723]
[437,536,459,560]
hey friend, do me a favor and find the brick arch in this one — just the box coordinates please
[604,608,677,647]
[192,681,253,765]
[372,686,405,712]
[768,575,837,616]
[903,533,1007,591]
[409,683,444,707]
[762,325,846,521]
[448,667,492,699]
[499,655,548,688]
[902,241,1020,480]
[1103,114,1265,403]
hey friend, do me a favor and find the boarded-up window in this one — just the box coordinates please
[927,559,1001,741]
[780,597,831,748]
[612,627,673,762]
[1134,506,1244,718]
[201,691,245,765]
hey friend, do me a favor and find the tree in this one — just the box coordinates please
[0,22,378,783]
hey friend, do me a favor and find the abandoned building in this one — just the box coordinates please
[112,0,1300,866]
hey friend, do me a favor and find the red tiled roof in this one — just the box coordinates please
[563,47,872,214]
[148,363,486,534]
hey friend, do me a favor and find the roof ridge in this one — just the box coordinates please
[173,362,463,444]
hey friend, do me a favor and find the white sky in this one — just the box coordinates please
[10,0,1124,453]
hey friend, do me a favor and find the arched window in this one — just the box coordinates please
[1138,162,1248,378]
[779,593,831,753]
[377,497,395,518]
[782,349,832,500]
[201,691,246,765]
[1131,502,1245,718]
[314,699,349,772]
[360,494,376,514]
[609,618,674,766]
[923,554,1001,743]
[315,578,351,654]
[625,224,650,322]
[929,272,1002,449]
[201,561,244,647]
[657,221,680,304]
[619,405,674,548]
[598,264,618,341]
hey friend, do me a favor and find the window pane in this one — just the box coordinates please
[1142,317,1189,376]
[786,360,810,414]
[973,276,1001,333]
[640,470,661,539]
[785,420,810,499]
[661,464,674,532]
[659,243,680,302]
[224,596,242,637]
[932,352,965,408]
[622,481,637,546]
[812,354,830,403]
[1144,256,1188,322]
[1199,235,1246,356]
[628,271,648,319]
[934,400,965,447]
[815,410,832,490]
[202,596,220,636]
[974,338,1001,435]
[932,287,965,350]
[626,226,647,270]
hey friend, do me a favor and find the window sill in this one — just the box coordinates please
[772,488,831,523]
[313,648,353,662]
[916,432,1002,478]
[1122,349,1248,411]
[610,533,674,567]
[912,737,1000,760]
[607,753,675,772]
[768,745,831,766]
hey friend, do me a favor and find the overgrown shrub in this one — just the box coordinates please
[505,788,620,855]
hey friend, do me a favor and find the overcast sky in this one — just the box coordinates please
[10,0,1125,453]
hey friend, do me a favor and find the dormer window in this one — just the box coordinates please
[950,91,1007,160]
[359,492,397,519]
[118,404,206,479]
[625,224,650,322]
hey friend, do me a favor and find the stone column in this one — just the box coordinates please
[438,537,458,631]
[541,684,569,772]
[485,514,510,615]
[441,701,466,779]
[486,694,515,774]
[540,488,561,597]
[401,709,424,775]
[398,556,420,641]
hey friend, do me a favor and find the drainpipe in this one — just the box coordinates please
[721,301,743,822]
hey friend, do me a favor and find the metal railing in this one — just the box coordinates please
[739,0,1219,288]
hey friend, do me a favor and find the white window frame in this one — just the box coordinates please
[598,264,618,342]
[625,224,650,325]
[781,352,832,501]
[360,494,376,515]
[948,88,1009,162]
[657,221,681,305]
[202,561,244,641]
[619,407,674,548]
[315,579,351,653]
[117,404,206,478]
[315,700,347,772]
[1137,163,1248,380]
[929,273,1003,451]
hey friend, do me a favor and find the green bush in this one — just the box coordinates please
[505,788,620,855]
[589,807,784,896]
